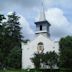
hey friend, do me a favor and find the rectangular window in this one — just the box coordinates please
[40,25,42,31]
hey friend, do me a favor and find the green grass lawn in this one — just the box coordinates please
[0,69,41,72]
[0,70,42,72]
[0,70,28,72]
[0,69,72,72]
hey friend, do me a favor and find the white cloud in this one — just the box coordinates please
[19,15,35,40]
[46,8,72,40]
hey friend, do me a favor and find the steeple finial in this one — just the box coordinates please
[39,0,46,21]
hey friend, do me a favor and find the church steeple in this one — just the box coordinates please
[39,0,46,21]
[35,0,51,37]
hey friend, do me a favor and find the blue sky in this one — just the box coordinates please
[0,0,72,40]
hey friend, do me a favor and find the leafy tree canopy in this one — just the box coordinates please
[0,12,22,69]
[31,51,58,69]
[59,36,72,69]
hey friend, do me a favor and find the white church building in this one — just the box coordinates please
[21,5,59,69]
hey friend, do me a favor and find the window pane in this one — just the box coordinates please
[40,25,42,31]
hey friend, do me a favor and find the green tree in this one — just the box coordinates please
[0,14,5,23]
[31,53,41,69]
[44,51,58,69]
[59,36,72,69]
[31,51,58,69]
[6,12,22,47]
[5,12,22,68]
[7,46,22,69]
[0,14,6,68]
[0,12,22,69]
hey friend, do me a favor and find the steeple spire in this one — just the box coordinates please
[35,0,51,37]
[39,0,46,21]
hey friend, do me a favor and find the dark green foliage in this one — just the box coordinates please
[31,53,42,69]
[0,14,5,23]
[43,51,59,69]
[7,12,22,41]
[31,51,58,69]
[59,36,72,69]
[0,12,22,69]
[7,47,22,68]
[0,14,6,68]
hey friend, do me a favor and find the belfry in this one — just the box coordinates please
[35,0,51,37]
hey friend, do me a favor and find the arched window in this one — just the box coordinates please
[37,42,44,53]
[38,42,43,45]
